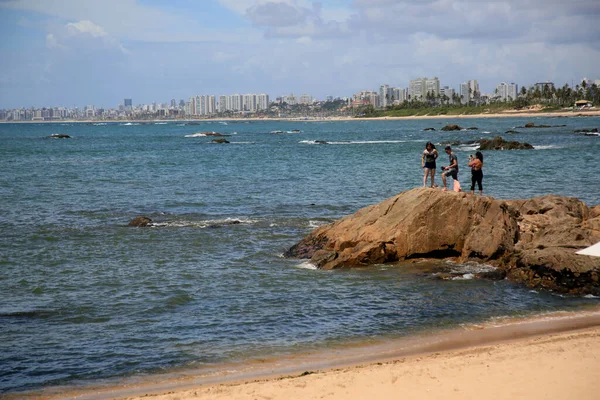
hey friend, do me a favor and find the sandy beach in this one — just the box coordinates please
[26,311,600,400]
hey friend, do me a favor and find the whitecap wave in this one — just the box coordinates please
[150,217,258,229]
[184,133,208,137]
[299,140,408,145]
[447,260,497,275]
[452,273,475,280]
[295,261,318,270]
[534,145,562,150]
[457,144,480,152]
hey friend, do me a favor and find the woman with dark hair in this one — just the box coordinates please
[421,141,438,187]
[468,151,484,195]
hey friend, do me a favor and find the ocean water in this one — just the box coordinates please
[1,117,599,395]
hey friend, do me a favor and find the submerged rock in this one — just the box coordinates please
[521,122,567,128]
[441,124,462,131]
[286,188,600,295]
[48,134,71,139]
[128,216,153,227]
[211,138,230,143]
[478,136,534,150]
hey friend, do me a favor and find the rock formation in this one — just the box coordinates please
[441,124,462,131]
[128,216,153,227]
[478,136,534,150]
[286,188,600,295]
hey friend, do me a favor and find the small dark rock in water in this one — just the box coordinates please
[505,130,519,134]
[478,136,534,150]
[423,128,436,131]
[441,124,462,131]
[440,140,462,147]
[521,122,566,128]
[475,269,507,280]
[202,132,229,137]
[315,140,329,145]
[49,134,71,139]
[208,220,241,228]
[574,128,598,133]
[211,138,230,144]
[466,127,478,130]
[128,216,153,227]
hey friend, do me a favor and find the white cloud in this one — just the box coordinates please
[66,20,107,38]
[45,33,58,48]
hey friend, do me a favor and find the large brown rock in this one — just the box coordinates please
[285,188,519,270]
[286,188,600,294]
[504,196,600,294]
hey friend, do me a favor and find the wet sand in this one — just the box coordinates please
[26,310,600,400]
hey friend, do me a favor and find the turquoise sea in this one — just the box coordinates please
[1,117,599,395]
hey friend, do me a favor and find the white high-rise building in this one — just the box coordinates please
[379,84,392,108]
[218,95,228,113]
[425,77,440,97]
[189,95,216,116]
[409,78,427,101]
[242,94,256,112]
[299,94,313,105]
[283,94,297,105]
[460,80,479,104]
[496,82,518,102]
[440,86,455,102]
[257,94,269,111]
[392,87,406,103]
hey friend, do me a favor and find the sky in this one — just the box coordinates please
[1,0,599,109]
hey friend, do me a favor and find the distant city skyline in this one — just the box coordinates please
[1,1,599,109]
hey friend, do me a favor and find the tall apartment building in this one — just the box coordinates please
[188,95,216,116]
[425,77,440,97]
[409,78,426,100]
[460,80,479,104]
[282,94,297,105]
[299,94,313,105]
[256,94,269,111]
[392,87,407,103]
[379,85,392,108]
[496,82,518,102]
[439,86,455,101]
[409,77,439,101]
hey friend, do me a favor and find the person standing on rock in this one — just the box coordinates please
[468,151,484,195]
[441,146,459,192]
[421,141,439,187]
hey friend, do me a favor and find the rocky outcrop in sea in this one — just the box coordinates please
[285,188,600,295]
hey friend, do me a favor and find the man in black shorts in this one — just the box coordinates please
[441,146,458,192]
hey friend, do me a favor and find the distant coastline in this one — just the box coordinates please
[1,109,599,124]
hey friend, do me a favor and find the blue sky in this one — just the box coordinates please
[1,0,599,109]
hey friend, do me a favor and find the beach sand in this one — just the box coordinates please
[31,311,600,400]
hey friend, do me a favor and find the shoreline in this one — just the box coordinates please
[20,308,600,400]
[1,109,599,124]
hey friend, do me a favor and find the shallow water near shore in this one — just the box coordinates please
[1,117,599,395]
